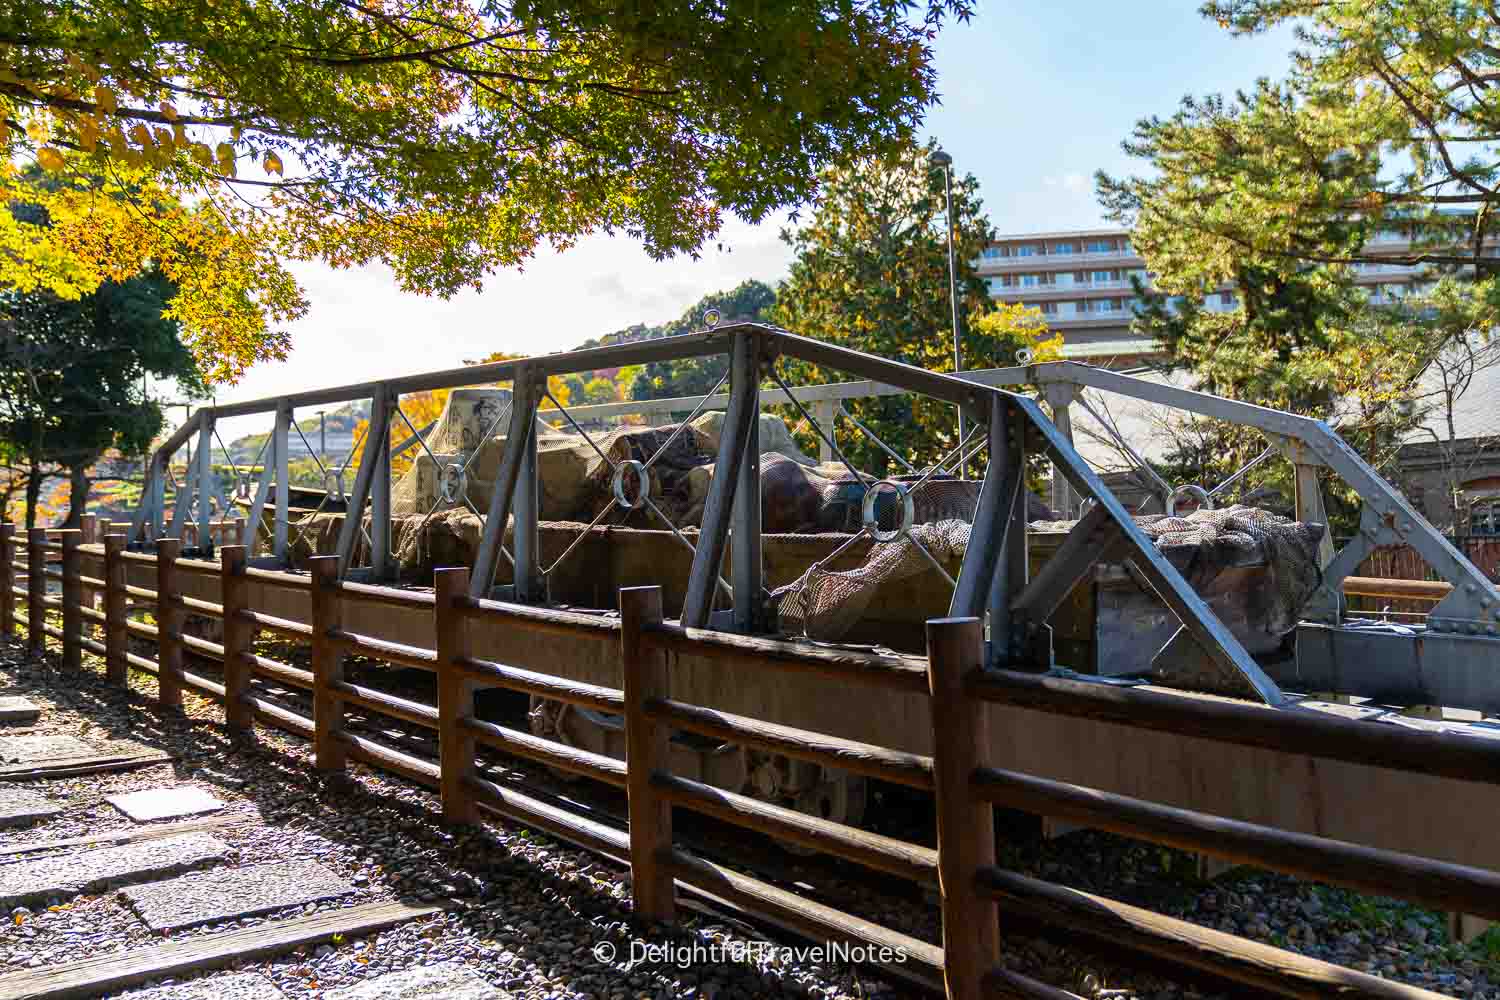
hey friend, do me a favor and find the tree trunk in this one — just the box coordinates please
[64,465,89,528]
[24,466,42,529]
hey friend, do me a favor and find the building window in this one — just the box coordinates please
[1016,245,1036,257]
[1219,291,1235,305]
[1085,240,1113,253]
[1040,302,1058,315]
[981,247,1002,260]
[1020,274,1039,287]
[1092,271,1112,283]
[1472,498,1500,536]
[1053,242,1076,255]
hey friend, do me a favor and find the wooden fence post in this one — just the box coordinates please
[60,529,81,670]
[156,537,183,709]
[927,616,999,1000]
[220,545,252,735]
[28,528,46,657]
[620,585,673,923]
[1,524,13,638]
[104,534,127,685]
[78,514,97,617]
[309,555,347,773]
[435,567,479,824]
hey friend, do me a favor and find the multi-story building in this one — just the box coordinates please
[984,224,1500,533]
[978,225,1437,367]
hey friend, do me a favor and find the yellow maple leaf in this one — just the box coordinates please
[159,101,178,122]
[264,152,283,176]
[36,147,66,172]
[94,85,117,114]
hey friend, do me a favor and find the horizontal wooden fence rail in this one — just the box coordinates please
[1,522,1494,1000]
[971,667,1500,785]
[936,621,1481,1000]
[619,585,951,990]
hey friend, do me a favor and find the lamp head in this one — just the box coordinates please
[928,148,953,168]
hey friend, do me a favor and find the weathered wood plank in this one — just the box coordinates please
[0,814,249,858]
[0,899,441,1000]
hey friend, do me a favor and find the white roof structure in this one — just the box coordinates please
[1060,336,1500,484]
[1400,336,1500,448]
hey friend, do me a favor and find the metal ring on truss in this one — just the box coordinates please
[862,480,915,543]
[236,481,250,501]
[1166,483,1214,517]
[439,462,468,505]
[323,469,346,503]
[612,460,650,510]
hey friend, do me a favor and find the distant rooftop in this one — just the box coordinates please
[991,226,1128,242]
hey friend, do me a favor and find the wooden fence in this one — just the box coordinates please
[4,517,1500,1000]
[1349,537,1500,618]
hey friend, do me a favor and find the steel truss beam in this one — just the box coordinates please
[124,327,1491,713]
[1031,363,1500,626]
[1013,394,1284,705]
[470,367,540,600]
[335,385,391,577]
[683,330,760,628]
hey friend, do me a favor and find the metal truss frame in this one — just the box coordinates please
[128,327,1500,709]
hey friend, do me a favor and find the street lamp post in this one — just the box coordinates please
[929,147,964,454]
[317,410,326,464]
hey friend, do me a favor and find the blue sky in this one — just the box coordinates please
[207,2,1298,433]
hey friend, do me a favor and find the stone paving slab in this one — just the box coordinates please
[120,859,356,932]
[0,789,62,829]
[0,832,230,908]
[0,734,91,764]
[325,962,510,999]
[0,697,39,724]
[107,786,225,823]
[121,972,285,999]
